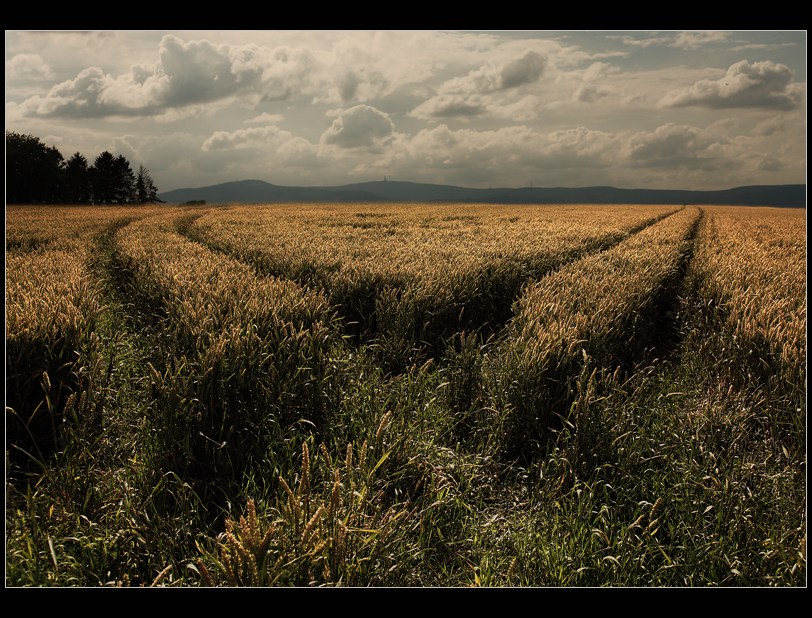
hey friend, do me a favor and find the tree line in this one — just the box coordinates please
[6,131,161,205]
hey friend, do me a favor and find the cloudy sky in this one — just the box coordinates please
[5,30,806,193]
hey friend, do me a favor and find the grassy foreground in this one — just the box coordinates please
[5,203,806,586]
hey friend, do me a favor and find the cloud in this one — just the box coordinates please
[202,125,294,151]
[410,94,487,118]
[550,61,617,105]
[606,34,673,49]
[246,112,284,125]
[410,50,546,119]
[539,126,618,164]
[326,40,390,104]
[445,50,546,95]
[21,67,112,117]
[489,95,543,122]
[499,50,546,89]
[17,34,323,118]
[755,155,783,172]
[109,136,140,163]
[660,60,801,110]
[752,115,785,136]
[672,31,730,50]
[320,105,395,149]
[574,84,610,103]
[156,36,244,106]
[379,124,620,187]
[730,42,797,53]
[335,68,363,101]
[626,123,717,168]
[5,54,53,80]
[608,31,730,50]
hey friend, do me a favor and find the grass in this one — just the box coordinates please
[5,203,806,587]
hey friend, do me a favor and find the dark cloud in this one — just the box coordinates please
[661,60,801,110]
[626,123,719,169]
[321,105,395,149]
[445,49,547,95]
[411,95,486,118]
[158,36,246,107]
[499,51,546,89]
[409,50,546,120]
[336,69,362,102]
[329,64,389,104]
[574,84,609,103]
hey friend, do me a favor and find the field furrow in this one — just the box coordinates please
[184,203,678,369]
[486,206,702,458]
[111,210,341,485]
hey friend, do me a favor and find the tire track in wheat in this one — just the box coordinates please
[178,204,684,369]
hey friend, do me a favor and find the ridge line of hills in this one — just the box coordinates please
[158,179,807,208]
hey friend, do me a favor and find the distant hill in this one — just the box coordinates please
[158,179,806,208]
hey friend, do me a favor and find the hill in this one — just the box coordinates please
[158,179,806,208]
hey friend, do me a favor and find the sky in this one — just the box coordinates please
[4,30,807,193]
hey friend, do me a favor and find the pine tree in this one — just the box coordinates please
[64,152,91,204]
[113,155,136,203]
[90,152,136,204]
[136,164,159,204]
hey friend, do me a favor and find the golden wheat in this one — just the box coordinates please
[114,209,332,347]
[188,203,677,292]
[691,206,806,393]
[505,206,700,368]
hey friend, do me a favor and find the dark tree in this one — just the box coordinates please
[5,131,64,203]
[136,164,159,204]
[90,151,117,204]
[113,155,137,204]
[64,152,92,204]
[6,131,158,205]
[90,151,136,204]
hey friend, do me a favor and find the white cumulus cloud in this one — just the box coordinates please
[202,125,295,151]
[16,34,324,118]
[5,54,53,80]
[660,60,802,110]
[320,105,396,149]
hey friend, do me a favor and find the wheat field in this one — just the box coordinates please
[5,202,806,586]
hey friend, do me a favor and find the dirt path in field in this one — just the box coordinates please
[636,207,704,368]
[85,217,165,462]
